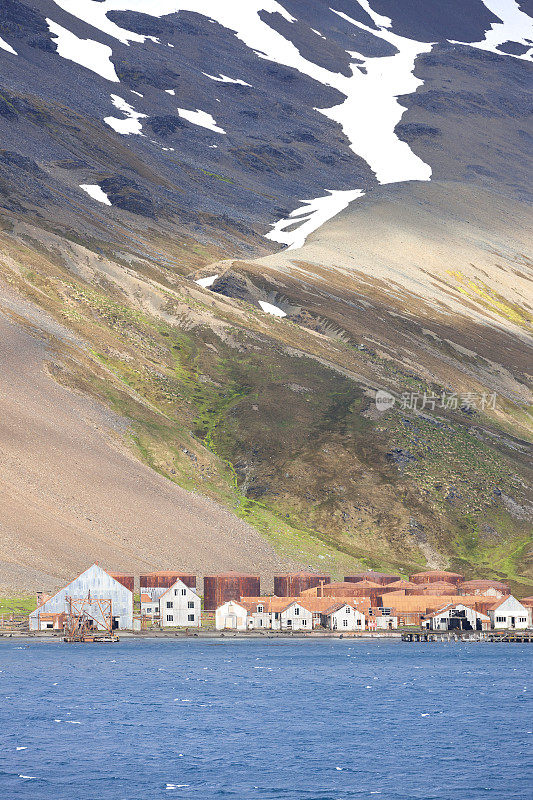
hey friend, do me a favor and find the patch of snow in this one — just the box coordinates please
[0,37,17,56]
[131,90,143,97]
[311,29,326,39]
[165,89,175,94]
[80,184,112,205]
[46,19,119,81]
[177,108,226,133]
[50,0,431,245]
[203,72,251,86]
[195,274,218,287]
[104,94,147,135]
[452,0,533,61]
[258,300,286,317]
[266,189,364,250]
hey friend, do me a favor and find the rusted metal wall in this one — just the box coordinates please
[140,573,196,590]
[344,572,400,585]
[107,574,134,593]
[274,573,331,597]
[410,571,464,585]
[203,574,260,610]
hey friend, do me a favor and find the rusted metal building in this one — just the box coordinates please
[140,571,196,600]
[344,572,400,585]
[379,579,416,594]
[459,579,509,597]
[203,573,260,611]
[107,572,134,593]
[274,571,330,597]
[409,570,464,586]
[407,581,459,596]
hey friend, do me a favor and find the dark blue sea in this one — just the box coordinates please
[0,638,531,800]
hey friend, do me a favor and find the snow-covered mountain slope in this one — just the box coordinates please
[0,1,532,589]
[0,0,531,251]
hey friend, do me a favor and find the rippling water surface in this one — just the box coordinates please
[1,639,531,799]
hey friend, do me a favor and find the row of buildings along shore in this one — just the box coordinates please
[28,565,533,634]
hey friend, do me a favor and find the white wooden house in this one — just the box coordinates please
[141,579,201,627]
[160,579,201,627]
[488,596,531,629]
[215,600,248,631]
[280,601,313,631]
[320,602,366,631]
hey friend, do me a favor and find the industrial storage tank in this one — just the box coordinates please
[407,581,459,596]
[409,570,464,586]
[274,572,330,597]
[106,572,134,593]
[140,571,196,590]
[459,579,509,596]
[203,573,260,610]
[379,579,416,594]
[344,572,400,585]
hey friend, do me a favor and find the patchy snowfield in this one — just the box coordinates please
[104,94,147,134]
[177,108,226,133]
[80,184,112,205]
[47,19,119,82]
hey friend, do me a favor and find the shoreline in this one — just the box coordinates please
[1,629,403,641]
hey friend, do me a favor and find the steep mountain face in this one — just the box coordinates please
[0,1,531,592]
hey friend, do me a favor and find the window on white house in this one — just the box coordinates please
[343,619,348,627]
[287,619,292,626]
[257,605,263,612]
[519,617,527,622]
[181,589,187,595]
[167,615,173,622]
[496,616,506,622]
[188,614,195,622]
[357,619,361,626]
[188,601,195,608]
[346,607,350,613]
[301,619,307,626]
[166,601,172,609]
[147,607,152,613]
[294,607,300,616]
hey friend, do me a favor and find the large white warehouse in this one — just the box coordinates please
[29,563,133,631]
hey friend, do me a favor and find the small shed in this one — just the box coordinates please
[215,600,248,631]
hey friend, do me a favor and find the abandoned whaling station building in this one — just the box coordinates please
[28,566,532,634]
[29,564,133,631]
[141,578,201,627]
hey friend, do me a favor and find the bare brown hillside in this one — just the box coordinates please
[0,287,295,593]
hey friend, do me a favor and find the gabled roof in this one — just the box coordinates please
[140,593,153,604]
[320,601,364,616]
[485,595,524,612]
[158,578,199,602]
[426,602,489,620]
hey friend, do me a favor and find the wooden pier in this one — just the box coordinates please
[402,630,533,643]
